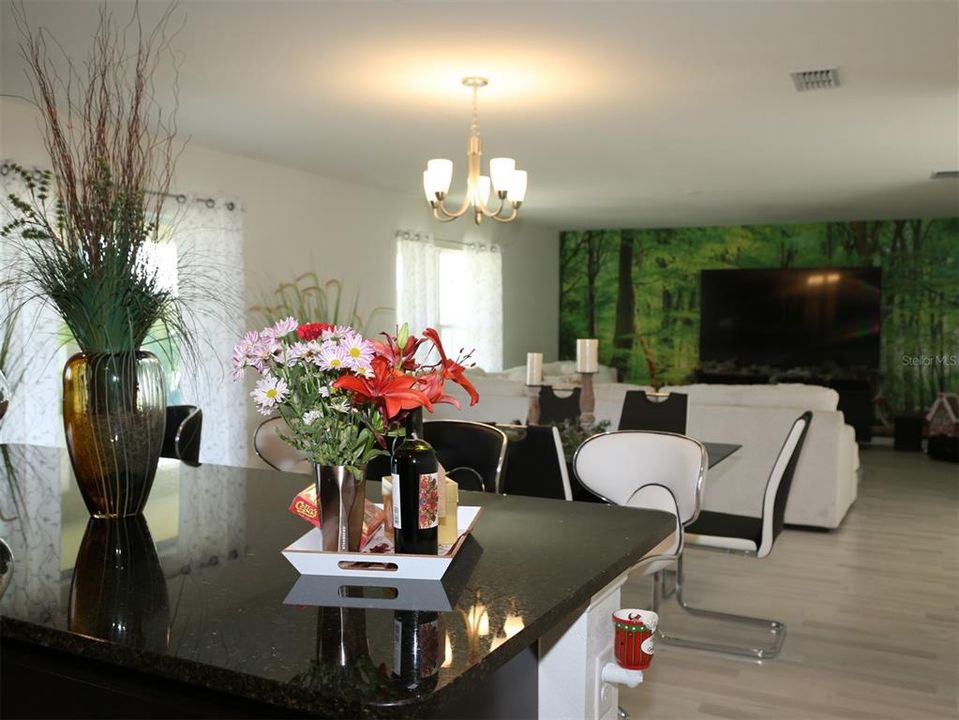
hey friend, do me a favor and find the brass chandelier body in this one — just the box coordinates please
[423,77,528,225]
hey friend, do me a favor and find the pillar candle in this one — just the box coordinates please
[525,352,544,385]
[576,339,599,373]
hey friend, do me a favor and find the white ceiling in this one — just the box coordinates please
[2,0,957,230]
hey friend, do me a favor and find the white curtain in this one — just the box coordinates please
[0,163,246,467]
[395,230,439,335]
[462,242,503,372]
[0,166,65,447]
[162,196,247,467]
[394,229,503,372]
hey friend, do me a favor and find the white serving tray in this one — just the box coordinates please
[284,576,458,611]
[282,506,482,581]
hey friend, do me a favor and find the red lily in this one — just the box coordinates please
[333,356,433,420]
[370,333,425,372]
[421,327,479,406]
[418,370,461,408]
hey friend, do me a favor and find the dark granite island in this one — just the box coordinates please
[0,445,673,719]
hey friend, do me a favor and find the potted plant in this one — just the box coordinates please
[0,6,188,517]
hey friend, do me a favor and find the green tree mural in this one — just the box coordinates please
[559,218,959,415]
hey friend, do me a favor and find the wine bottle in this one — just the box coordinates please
[391,415,439,555]
[392,610,441,695]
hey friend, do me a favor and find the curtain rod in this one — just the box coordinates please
[394,229,499,251]
[0,160,237,212]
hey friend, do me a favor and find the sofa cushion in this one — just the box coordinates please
[662,383,839,412]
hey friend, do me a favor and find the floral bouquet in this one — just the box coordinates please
[231,319,479,472]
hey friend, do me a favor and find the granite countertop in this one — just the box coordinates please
[0,444,674,718]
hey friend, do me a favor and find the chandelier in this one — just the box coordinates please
[422,77,528,225]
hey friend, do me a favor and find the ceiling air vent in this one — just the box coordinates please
[931,170,959,179]
[791,68,840,92]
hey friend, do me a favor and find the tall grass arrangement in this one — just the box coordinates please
[0,3,190,356]
[250,272,391,337]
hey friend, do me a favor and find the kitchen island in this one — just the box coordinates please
[0,444,673,719]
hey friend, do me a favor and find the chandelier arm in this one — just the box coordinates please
[435,193,472,219]
[477,195,508,219]
[488,205,519,223]
[432,207,462,223]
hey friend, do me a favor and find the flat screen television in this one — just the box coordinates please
[699,267,882,369]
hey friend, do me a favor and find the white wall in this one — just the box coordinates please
[1,97,558,462]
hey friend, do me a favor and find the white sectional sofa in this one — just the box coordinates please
[430,363,860,529]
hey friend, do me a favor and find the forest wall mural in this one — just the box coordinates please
[559,218,958,415]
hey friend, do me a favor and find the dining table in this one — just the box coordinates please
[702,441,742,468]
[0,444,674,719]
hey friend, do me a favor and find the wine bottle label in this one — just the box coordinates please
[419,472,439,530]
[418,618,441,678]
[391,473,401,529]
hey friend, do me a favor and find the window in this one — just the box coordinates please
[395,231,503,371]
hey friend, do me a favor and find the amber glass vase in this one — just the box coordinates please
[63,351,166,518]
[69,516,170,651]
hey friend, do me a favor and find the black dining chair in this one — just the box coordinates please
[496,424,573,501]
[423,420,508,493]
[674,411,813,659]
[618,390,688,434]
[538,386,581,425]
[161,405,203,466]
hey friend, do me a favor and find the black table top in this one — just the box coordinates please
[0,444,674,718]
[702,442,742,467]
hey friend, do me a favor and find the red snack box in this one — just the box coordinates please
[289,484,385,548]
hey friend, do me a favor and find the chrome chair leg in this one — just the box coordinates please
[659,567,677,600]
[650,570,662,613]
[657,554,786,659]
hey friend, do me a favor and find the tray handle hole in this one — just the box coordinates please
[336,561,399,572]
[337,585,399,599]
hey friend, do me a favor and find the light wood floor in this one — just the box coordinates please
[620,446,959,720]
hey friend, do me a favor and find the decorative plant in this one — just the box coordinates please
[231,320,478,472]
[250,272,391,337]
[556,417,611,463]
[0,5,191,358]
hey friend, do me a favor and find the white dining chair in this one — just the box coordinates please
[253,417,311,475]
[573,430,707,609]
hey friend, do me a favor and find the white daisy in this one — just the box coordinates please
[272,316,298,338]
[302,409,323,425]
[352,361,374,379]
[330,397,352,414]
[342,334,374,369]
[251,376,289,415]
[318,343,349,371]
[320,324,354,345]
[230,331,261,380]
[287,341,323,366]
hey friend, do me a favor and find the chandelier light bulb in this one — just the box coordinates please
[473,175,492,207]
[426,158,454,195]
[507,170,528,204]
[422,170,436,202]
[489,157,516,194]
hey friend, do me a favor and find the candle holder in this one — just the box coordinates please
[525,384,542,425]
[524,352,544,424]
[578,372,597,430]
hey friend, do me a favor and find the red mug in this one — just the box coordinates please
[612,608,658,670]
